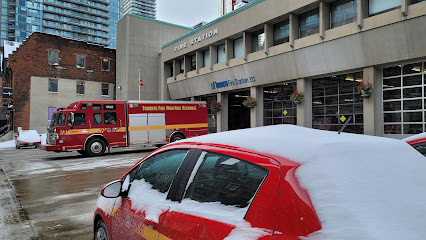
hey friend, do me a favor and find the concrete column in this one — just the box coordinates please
[164,62,172,79]
[363,66,382,136]
[217,92,228,132]
[357,0,368,29]
[243,31,252,60]
[296,78,312,127]
[184,55,191,77]
[264,23,273,55]
[196,50,203,73]
[402,0,409,17]
[172,59,179,78]
[319,1,330,39]
[210,45,217,69]
[250,86,264,128]
[289,13,299,48]
[225,39,233,66]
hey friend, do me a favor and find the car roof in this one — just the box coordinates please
[403,132,426,145]
[178,125,426,239]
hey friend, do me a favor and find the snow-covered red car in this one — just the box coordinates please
[93,125,426,240]
[404,133,426,157]
[15,130,41,149]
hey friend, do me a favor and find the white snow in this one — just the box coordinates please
[178,125,426,240]
[223,221,270,240]
[0,140,15,149]
[17,130,40,143]
[403,132,426,142]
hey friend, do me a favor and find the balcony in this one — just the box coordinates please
[43,16,110,33]
[43,8,110,26]
[60,0,110,12]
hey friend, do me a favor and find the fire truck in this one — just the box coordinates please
[41,100,208,156]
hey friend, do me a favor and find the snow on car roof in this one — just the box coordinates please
[17,130,40,143]
[180,125,426,240]
[403,132,426,143]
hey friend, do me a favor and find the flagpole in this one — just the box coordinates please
[138,68,141,101]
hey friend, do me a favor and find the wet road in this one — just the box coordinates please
[0,146,155,240]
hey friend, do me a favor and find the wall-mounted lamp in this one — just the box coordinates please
[117,85,122,90]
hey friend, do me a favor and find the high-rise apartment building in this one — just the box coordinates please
[0,0,123,48]
[218,0,254,16]
[122,0,156,19]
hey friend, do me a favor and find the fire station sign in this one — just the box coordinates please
[2,87,12,99]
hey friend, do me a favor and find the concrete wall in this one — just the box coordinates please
[29,77,114,133]
[116,14,192,101]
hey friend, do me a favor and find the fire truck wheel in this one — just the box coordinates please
[86,138,106,157]
[170,133,185,142]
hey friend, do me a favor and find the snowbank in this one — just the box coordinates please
[0,140,15,149]
[180,125,426,240]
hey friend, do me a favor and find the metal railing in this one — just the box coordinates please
[0,124,11,139]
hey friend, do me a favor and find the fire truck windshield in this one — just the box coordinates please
[50,113,66,127]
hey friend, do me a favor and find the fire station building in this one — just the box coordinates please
[157,0,426,139]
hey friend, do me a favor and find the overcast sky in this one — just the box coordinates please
[156,0,219,28]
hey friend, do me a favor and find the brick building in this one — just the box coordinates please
[4,32,116,133]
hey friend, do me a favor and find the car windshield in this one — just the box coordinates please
[50,113,66,127]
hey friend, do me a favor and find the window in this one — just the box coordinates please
[93,113,102,125]
[48,50,58,65]
[411,142,426,157]
[180,59,184,74]
[101,58,110,71]
[330,0,357,29]
[369,0,400,16]
[129,149,188,194]
[191,54,196,71]
[251,30,265,53]
[383,62,426,135]
[104,112,117,124]
[264,83,297,126]
[217,44,226,63]
[273,20,289,46]
[184,151,268,208]
[76,81,85,95]
[200,95,218,133]
[48,107,56,121]
[233,37,244,58]
[312,72,364,134]
[203,50,210,67]
[76,55,85,68]
[93,104,102,111]
[50,113,66,127]
[101,83,109,96]
[48,78,58,93]
[80,104,87,110]
[73,113,86,126]
[299,9,320,38]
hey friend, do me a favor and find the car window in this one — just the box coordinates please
[412,142,426,157]
[73,113,86,126]
[183,151,268,208]
[129,149,189,195]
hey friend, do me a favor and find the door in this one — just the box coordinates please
[158,147,280,240]
[129,113,148,144]
[148,113,166,143]
[111,148,190,240]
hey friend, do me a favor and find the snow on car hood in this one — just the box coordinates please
[180,125,426,240]
[17,130,40,142]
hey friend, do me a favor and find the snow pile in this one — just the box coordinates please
[180,125,426,240]
[40,134,47,145]
[0,140,15,149]
[17,130,40,143]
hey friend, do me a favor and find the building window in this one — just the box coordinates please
[264,83,297,126]
[191,54,196,71]
[203,49,210,67]
[200,95,217,133]
[369,0,400,16]
[76,55,85,68]
[76,81,85,95]
[330,0,357,29]
[312,72,364,134]
[217,44,226,63]
[180,59,184,74]
[233,37,244,58]
[48,78,58,93]
[251,29,265,53]
[101,83,109,96]
[273,20,290,46]
[101,58,110,71]
[48,50,58,65]
[411,0,425,4]
[383,61,426,135]
[299,9,320,38]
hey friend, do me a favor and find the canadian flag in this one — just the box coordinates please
[139,78,143,86]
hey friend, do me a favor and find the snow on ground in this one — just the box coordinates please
[0,140,15,149]
[179,125,426,240]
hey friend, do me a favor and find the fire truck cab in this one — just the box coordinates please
[42,100,208,156]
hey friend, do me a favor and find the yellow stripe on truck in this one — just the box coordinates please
[129,126,148,131]
[166,123,208,129]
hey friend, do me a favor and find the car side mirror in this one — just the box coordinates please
[101,180,123,198]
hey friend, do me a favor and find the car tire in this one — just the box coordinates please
[95,220,110,240]
[86,138,106,157]
[170,133,185,142]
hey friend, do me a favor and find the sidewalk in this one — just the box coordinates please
[0,167,37,240]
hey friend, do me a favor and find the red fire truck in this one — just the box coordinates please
[41,100,208,156]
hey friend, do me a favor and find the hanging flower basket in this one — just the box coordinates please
[242,97,256,108]
[289,87,304,104]
[357,82,373,98]
[211,100,221,111]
